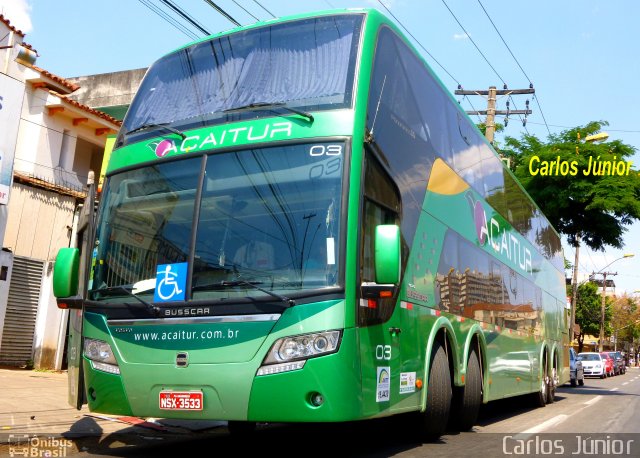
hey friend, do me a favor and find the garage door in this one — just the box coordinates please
[0,256,43,366]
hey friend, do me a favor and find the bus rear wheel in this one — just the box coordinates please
[421,340,452,440]
[547,363,557,404]
[450,347,482,431]
[532,355,548,407]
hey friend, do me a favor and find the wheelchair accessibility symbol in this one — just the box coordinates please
[154,263,188,302]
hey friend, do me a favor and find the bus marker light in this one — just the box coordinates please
[416,379,423,390]
[400,301,413,310]
[57,302,68,309]
[461,375,465,383]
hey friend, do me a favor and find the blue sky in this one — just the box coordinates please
[4,0,640,294]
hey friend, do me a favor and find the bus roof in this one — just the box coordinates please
[166,8,378,56]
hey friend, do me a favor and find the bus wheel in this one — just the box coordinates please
[421,340,452,440]
[532,355,548,407]
[450,347,482,431]
[228,421,257,436]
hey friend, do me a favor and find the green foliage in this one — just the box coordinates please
[612,295,640,344]
[574,281,613,352]
[564,258,572,270]
[575,282,604,336]
[505,121,640,251]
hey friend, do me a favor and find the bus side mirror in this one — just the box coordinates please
[375,224,400,284]
[53,248,80,298]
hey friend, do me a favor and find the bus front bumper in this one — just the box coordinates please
[83,328,361,422]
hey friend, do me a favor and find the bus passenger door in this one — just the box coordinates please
[358,194,402,415]
[68,178,97,409]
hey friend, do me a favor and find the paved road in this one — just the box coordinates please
[2,367,639,457]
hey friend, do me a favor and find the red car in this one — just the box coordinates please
[600,352,615,377]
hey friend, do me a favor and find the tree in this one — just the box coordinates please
[574,282,612,353]
[504,121,640,250]
[611,295,640,350]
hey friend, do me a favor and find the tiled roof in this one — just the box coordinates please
[21,41,38,55]
[44,89,122,127]
[32,65,80,92]
[0,14,26,36]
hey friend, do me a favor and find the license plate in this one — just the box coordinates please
[159,391,203,411]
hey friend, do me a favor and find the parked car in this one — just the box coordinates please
[569,348,584,386]
[607,351,626,375]
[600,352,615,376]
[578,352,606,378]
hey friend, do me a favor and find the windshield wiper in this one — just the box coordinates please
[224,102,314,123]
[193,278,295,307]
[90,285,160,316]
[125,122,187,139]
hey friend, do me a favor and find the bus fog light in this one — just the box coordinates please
[310,392,324,406]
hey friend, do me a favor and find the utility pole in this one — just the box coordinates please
[570,238,580,344]
[593,271,617,352]
[454,86,534,144]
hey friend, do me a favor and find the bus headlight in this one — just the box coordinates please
[257,330,341,376]
[84,338,120,374]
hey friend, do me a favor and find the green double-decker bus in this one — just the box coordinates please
[53,8,568,438]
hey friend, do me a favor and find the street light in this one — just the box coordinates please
[594,254,634,352]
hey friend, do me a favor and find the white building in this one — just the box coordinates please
[0,14,121,369]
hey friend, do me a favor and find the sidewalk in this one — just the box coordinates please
[0,367,225,456]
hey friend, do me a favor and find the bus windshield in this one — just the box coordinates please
[118,14,363,146]
[89,142,345,303]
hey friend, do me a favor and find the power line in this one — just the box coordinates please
[230,0,260,22]
[532,95,551,136]
[160,0,211,35]
[201,0,241,27]
[441,0,506,86]
[252,0,276,18]
[476,0,531,84]
[137,0,199,40]
[461,95,483,123]
[526,122,640,134]
[475,0,551,136]
[376,0,461,87]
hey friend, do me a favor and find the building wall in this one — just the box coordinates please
[1,14,121,369]
[4,183,75,259]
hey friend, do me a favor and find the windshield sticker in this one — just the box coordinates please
[376,366,391,402]
[154,263,188,302]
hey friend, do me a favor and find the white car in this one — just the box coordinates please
[578,352,606,379]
